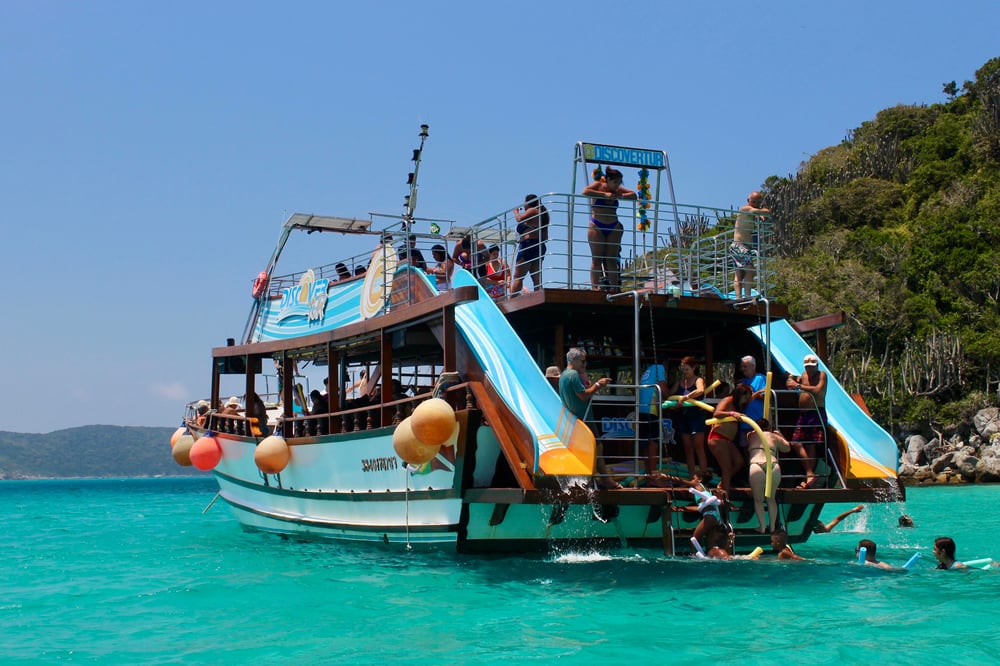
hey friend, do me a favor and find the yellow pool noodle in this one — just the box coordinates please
[704,411,771,494]
[763,371,773,422]
[762,371,773,496]
[664,396,716,413]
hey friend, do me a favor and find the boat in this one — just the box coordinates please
[174,128,901,554]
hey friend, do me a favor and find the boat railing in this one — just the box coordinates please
[253,194,773,316]
[771,388,831,487]
[277,391,427,437]
[264,249,380,295]
[459,193,774,301]
[589,383,664,484]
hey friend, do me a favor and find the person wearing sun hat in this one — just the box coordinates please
[785,353,827,488]
[220,396,242,416]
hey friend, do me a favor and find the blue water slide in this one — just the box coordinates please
[749,319,898,479]
[435,268,595,475]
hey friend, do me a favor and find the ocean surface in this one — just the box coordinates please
[2,478,998,665]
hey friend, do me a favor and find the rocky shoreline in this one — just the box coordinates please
[898,407,1000,486]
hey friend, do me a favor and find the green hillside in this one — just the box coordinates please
[762,56,1000,433]
[0,426,206,480]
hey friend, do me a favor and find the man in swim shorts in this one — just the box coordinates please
[732,191,768,300]
[786,354,827,488]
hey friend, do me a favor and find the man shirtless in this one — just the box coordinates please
[786,354,827,487]
[732,191,769,300]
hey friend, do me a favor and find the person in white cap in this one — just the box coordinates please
[785,354,827,487]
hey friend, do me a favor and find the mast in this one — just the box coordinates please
[403,124,430,226]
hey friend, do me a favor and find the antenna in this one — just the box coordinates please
[403,124,430,225]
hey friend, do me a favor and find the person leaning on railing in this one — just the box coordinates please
[510,194,549,296]
[732,191,768,300]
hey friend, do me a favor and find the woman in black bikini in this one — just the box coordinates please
[582,166,636,291]
[511,194,549,296]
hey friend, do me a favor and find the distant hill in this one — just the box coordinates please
[0,425,207,479]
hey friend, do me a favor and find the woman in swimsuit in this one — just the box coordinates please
[510,194,549,295]
[484,244,509,299]
[582,166,636,291]
[707,384,752,491]
[746,418,791,533]
[668,356,710,477]
[426,244,453,290]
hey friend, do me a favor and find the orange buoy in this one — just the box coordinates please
[190,436,222,471]
[170,426,187,448]
[172,434,196,466]
[254,435,290,474]
[409,398,456,447]
[393,416,441,465]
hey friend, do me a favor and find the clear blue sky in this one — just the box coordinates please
[1,1,996,433]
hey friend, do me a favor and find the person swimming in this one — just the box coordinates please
[933,536,967,569]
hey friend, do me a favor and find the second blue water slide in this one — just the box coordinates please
[749,319,898,479]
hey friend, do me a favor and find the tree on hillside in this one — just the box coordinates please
[760,57,1000,432]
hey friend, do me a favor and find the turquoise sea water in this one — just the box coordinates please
[2,478,999,664]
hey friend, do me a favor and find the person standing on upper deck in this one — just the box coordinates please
[582,166,636,293]
[786,353,827,488]
[510,194,549,296]
[732,191,769,300]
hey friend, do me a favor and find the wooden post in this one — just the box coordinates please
[380,329,393,427]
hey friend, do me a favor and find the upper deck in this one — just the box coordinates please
[250,193,777,325]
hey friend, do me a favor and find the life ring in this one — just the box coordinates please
[252,271,269,299]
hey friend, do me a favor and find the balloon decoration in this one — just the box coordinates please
[170,427,187,448]
[636,168,651,232]
[392,417,441,466]
[172,434,196,467]
[409,398,457,446]
[190,436,222,471]
[254,435,290,474]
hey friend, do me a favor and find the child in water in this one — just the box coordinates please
[667,470,729,553]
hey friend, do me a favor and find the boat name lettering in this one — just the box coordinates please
[277,278,330,322]
[362,456,399,472]
[583,143,664,169]
[601,417,636,437]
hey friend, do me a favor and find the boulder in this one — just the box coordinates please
[975,456,1000,483]
[973,407,1000,439]
[930,451,979,481]
[903,435,928,466]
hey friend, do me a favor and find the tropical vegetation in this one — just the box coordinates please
[763,57,1000,435]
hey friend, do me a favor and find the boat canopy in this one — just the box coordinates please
[283,214,373,233]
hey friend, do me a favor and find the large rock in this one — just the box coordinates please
[973,407,1000,439]
[903,435,928,466]
[930,451,979,481]
[975,456,1000,482]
